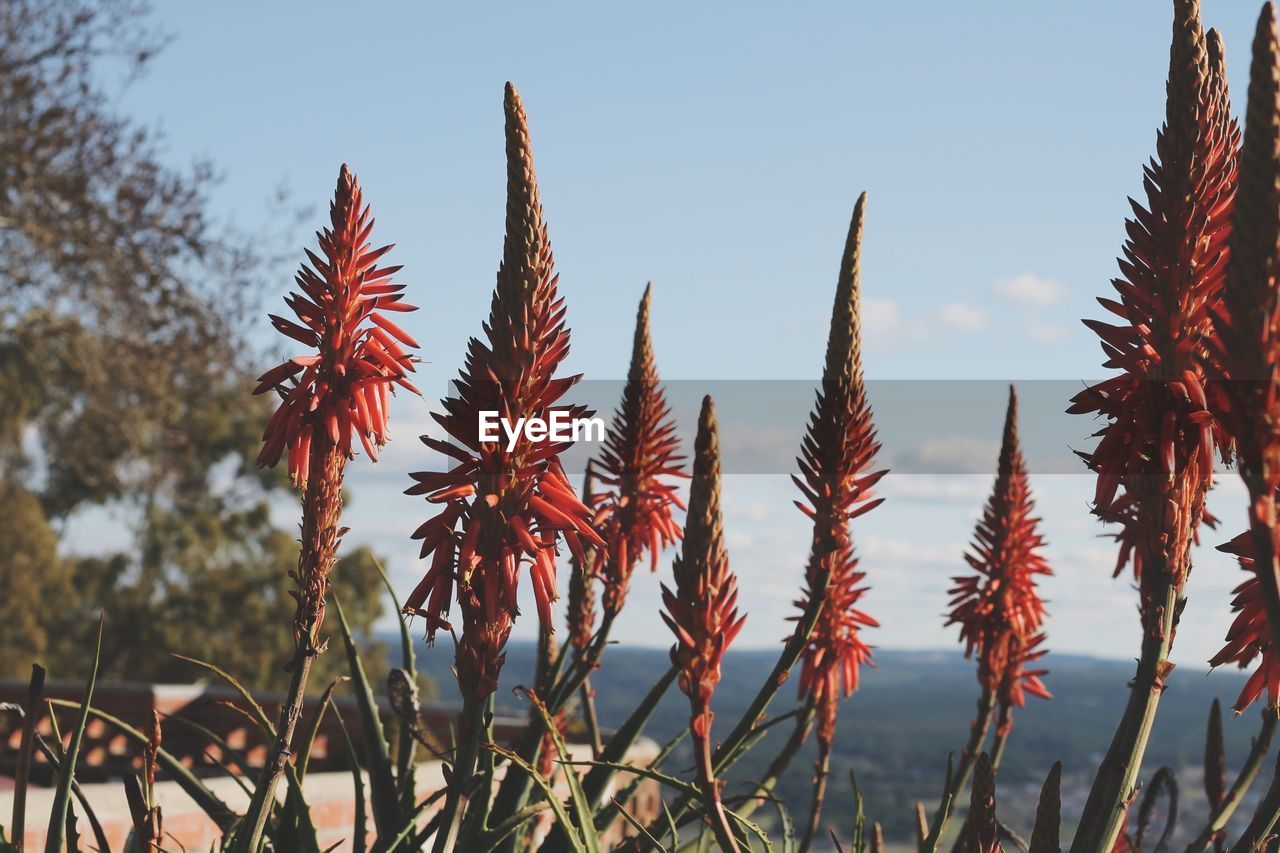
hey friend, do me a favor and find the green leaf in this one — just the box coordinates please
[371,557,419,811]
[478,802,552,850]
[161,713,254,795]
[524,692,601,853]
[611,797,669,851]
[334,596,399,840]
[334,709,367,853]
[592,727,688,834]
[45,615,103,853]
[281,759,321,853]
[298,678,347,782]
[371,557,415,674]
[374,787,448,853]
[581,665,677,811]
[485,743,586,853]
[47,699,238,833]
[565,758,699,798]
[171,653,275,737]
[921,754,956,853]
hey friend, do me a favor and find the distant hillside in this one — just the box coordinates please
[404,637,1269,847]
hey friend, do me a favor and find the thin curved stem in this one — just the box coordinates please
[921,688,996,853]
[430,694,485,853]
[1185,708,1278,852]
[1229,750,1280,853]
[798,738,832,853]
[1070,575,1180,853]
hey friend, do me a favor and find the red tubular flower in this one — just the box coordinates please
[255,165,417,638]
[1209,7,1280,686]
[948,386,1051,714]
[1209,523,1280,713]
[403,84,601,701]
[994,632,1051,737]
[793,193,887,748]
[1067,4,1237,610]
[661,395,746,853]
[594,283,686,618]
[256,165,419,486]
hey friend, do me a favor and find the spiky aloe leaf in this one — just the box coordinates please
[1028,762,1061,853]
[579,665,678,811]
[297,677,347,782]
[372,557,419,806]
[44,616,102,853]
[592,727,687,834]
[1134,766,1178,852]
[1206,699,1226,812]
[968,752,999,853]
[278,759,320,853]
[172,654,275,736]
[922,754,956,853]
[333,694,367,853]
[48,699,237,832]
[27,732,111,853]
[11,664,45,848]
[334,597,399,840]
[486,742,587,853]
[525,692,601,853]
[850,770,866,853]
[161,713,253,792]
[610,800,670,852]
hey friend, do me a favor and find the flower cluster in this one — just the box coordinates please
[1209,4,1280,696]
[256,165,418,486]
[948,386,1051,723]
[1067,5,1236,610]
[1209,523,1280,713]
[593,283,685,618]
[792,194,887,746]
[403,84,600,700]
[661,395,745,852]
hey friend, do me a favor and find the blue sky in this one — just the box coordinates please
[90,2,1273,670]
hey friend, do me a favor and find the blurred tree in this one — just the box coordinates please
[0,483,72,673]
[0,0,395,689]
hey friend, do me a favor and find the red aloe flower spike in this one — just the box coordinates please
[1210,5,1280,680]
[1208,517,1280,713]
[948,386,1052,711]
[930,388,1050,849]
[257,165,418,486]
[794,192,886,716]
[595,282,686,618]
[238,166,414,853]
[788,194,886,852]
[660,396,746,853]
[404,83,600,704]
[1067,0,1236,604]
[1071,3,1237,850]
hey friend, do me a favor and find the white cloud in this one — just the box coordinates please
[1026,321,1069,344]
[935,302,987,332]
[894,435,1001,475]
[994,273,1065,307]
[862,297,926,350]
